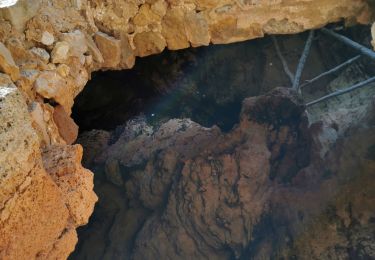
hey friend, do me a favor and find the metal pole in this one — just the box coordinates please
[306,76,375,107]
[321,28,375,60]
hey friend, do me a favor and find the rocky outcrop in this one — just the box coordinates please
[0,0,373,258]
[73,88,375,259]
[0,74,97,259]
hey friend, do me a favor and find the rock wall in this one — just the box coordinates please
[0,0,373,258]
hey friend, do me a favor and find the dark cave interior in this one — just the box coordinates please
[71,24,374,134]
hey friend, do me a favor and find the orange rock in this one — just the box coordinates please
[53,105,79,145]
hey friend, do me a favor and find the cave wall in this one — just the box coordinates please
[0,0,373,258]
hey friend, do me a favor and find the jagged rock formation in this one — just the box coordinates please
[73,88,375,259]
[0,0,373,258]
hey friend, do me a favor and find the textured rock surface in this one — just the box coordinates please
[0,0,372,258]
[73,88,375,259]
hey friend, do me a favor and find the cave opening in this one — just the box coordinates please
[70,24,375,260]
[72,25,370,134]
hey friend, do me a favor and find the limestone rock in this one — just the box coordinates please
[29,101,51,145]
[0,42,19,81]
[85,34,104,64]
[0,76,72,259]
[120,33,135,69]
[41,144,98,226]
[53,105,79,145]
[41,31,54,45]
[185,11,210,47]
[60,30,88,63]
[0,0,41,32]
[161,7,189,50]
[16,69,39,97]
[56,63,70,77]
[94,32,121,68]
[30,47,50,63]
[34,70,74,112]
[133,31,166,57]
[51,41,70,64]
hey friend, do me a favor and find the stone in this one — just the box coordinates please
[41,144,98,226]
[30,47,50,63]
[185,11,210,47]
[120,33,135,69]
[41,31,54,45]
[104,159,123,186]
[94,32,121,68]
[0,77,73,260]
[133,31,166,57]
[161,7,190,50]
[60,30,88,61]
[51,41,70,64]
[85,34,104,63]
[56,64,70,77]
[53,105,79,145]
[34,71,73,111]
[0,42,19,81]
[0,0,41,32]
[16,69,39,96]
[29,101,50,145]
[133,4,161,27]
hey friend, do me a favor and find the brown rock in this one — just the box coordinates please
[51,41,70,64]
[53,105,79,145]
[120,33,135,69]
[133,31,166,57]
[161,7,190,50]
[94,32,121,68]
[41,144,98,226]
[185,11,210,47]
[0,42,19,81]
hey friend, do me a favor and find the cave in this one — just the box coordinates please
[68,25,375,259]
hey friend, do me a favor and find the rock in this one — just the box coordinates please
[185,11,210,47]
[0,42,19,81]
[85,34,104,64]
[161,7,190,50]
[16,69,39,96]
[29,101,50,145]
[0,0,41,32]
[94,32,121,68]
[30,47,50,63]
[41,31,54,45]
[53,105,79,145]
[56,63,70,77]
[120,33,135,69]
[34,71,73,111]
[0,76,74,259]
[60,30,88,62]
[77,130,110,166]
[104,159,123,186]
[133,4,161,27]
[133,31,166,57]
[51,41,70,64]
[41,144,98,226]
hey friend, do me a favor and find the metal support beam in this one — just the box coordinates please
[300,55,361,89]
[321,28,375,60]
[293,30,315,91]
[306,76,375,107]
